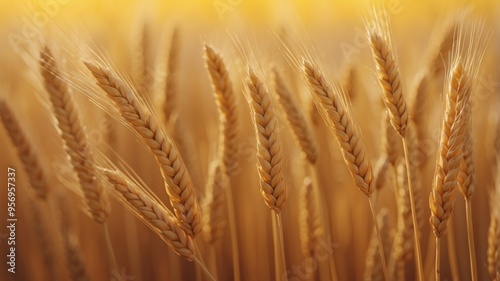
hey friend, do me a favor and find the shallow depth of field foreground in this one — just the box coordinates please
[1,0,500,280]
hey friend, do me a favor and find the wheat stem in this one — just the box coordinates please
[195,258,217,281]
[272,212,287,281]
[225,185,241,281]
[103,223,118,271]
[435,237,441,281]
[402,138,424,281]
[447,215,460,281]
[309,164,338,281]
[465,199,478,281]
[368,197,389,281]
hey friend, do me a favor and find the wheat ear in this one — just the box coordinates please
[458,120,478,281]
[204,45,241,281]
[0,99,49,199]
[429,59,469,238]
[103,169,196,260]
[201,160,228,244]
[299,177,323,259]
[364,209,390,281]
[41,47,110,223]
[273,68,318,164]
[163,27,180,126]
[369,29,408,137]
[488,207,500,281]
[389,160,417,280]
[303,60,387,280]
[63,234,90,281]
[204,45,239,170]
[246,68,287,213]
[430,59,471,281]
[303,60,374,197]
[84,61,201,236]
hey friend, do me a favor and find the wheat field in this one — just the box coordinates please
[0,0,500,280]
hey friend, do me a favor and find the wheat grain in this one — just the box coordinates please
[83,61,201,236]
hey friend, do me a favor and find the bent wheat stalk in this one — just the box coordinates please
[84,61,201,236]
[369,25,424,280]
[246,68,287,280]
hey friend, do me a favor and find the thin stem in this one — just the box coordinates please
[368,197,389,281]
[103,223,118,271]
[447,220,460,281]
[272,212,287,281]
[466,199,478,281]
[435,237,441,281]
[402,138,424,281]
[424,231,436,280]
[208,245,219,280]
[123,210,143,278]
[225,185,241,281]
[195,258,217,281]
[309,164,338,281]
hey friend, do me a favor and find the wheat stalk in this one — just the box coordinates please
[364,208,391,281]
[0,99,49,199]
[83,61,201,236]
[40,47,111,224]
[369,16,425,279]
[430,58,471,281]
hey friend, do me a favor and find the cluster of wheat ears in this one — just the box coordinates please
[1,4,500,281]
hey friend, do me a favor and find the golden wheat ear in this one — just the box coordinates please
[40,47,110,224]
[303,60,374,197]
[246,67,287,213]
[0,98,50,199]
[103,168,197,261]
[204,45,239,171]
[273,67,318,164]
[83,60,201,236]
